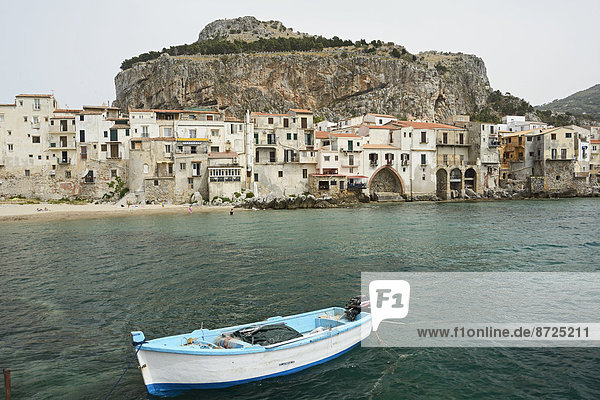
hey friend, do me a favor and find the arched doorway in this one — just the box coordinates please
[436,169,448,200]
[464,168,476,191]
[368,166,405,194]
[449,168,462,191]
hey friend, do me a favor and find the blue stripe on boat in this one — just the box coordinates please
[146,342,359,397]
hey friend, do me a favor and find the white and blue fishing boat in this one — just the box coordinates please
[130,298,371,397]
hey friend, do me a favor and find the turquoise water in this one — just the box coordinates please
[2,199,600,399]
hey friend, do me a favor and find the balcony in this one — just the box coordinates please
[50,142,76,150]
[57,158,71,165]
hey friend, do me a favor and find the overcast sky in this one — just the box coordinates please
[1,0,598,109]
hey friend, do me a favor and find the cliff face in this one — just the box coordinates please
[115,50,490,121]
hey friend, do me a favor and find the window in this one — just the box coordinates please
[303,168,307,179]
[65,171,71,178]
[254,173,259,182]
[551,149,557,160]
[191,146,197,154]
[331,180,337,186]
[81,146,87,160]
[551,133,557,140]
[529,152,534,157]
[111,169,118,178]
[32,136,40,143]
[168,164,173,175]
[518,152,523,161]
[269,151,276,162]
[293,133,298,140]
[104,131,108,138]
[142,126,149,138]
[283,118,289,128]
[305,133,313,146]
[459,133,464,144]
[101,144,107,151]
[287,132,291,140]
[443,154,448,164]
[110,129,118,141]
[79,115,84,121]
[38,155,41,160]
[164,127,172,137]
[125,129,130,136]
[268,117,274,124]
[255,149,260,162]
[527,136,532,141]
[301,117,307,129]
[335,155,338,161]
[211,146,219,152]
[565,132,572,138]
[29,154,33,158]
[143,164,149,174]
[421,154,427,165]
[254,133,259,144]
[25,169,30,177]
[180,163,186,170]
[192,162,201,176]
[442,132,448,144]
[561,149,567,159]
[369,153,378,165]
[278,171,283,178]
[24,116,28,122]
[0,114,4,122]
[154,180,159,186]
[79,130,85,142]
[165,145,171,153]
[324,156,330,161]
[211,129,219,137]
[189,129,197,138]
[32,116,39,124]
[207,115,213,121]
[33,98,40,110]
[188,178,194,188]
[421,132,427,143]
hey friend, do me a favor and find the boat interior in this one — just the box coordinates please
[135,307,369,352]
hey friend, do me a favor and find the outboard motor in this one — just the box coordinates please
[343,295,369,321]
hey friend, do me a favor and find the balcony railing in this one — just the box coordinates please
[57,158,71,165]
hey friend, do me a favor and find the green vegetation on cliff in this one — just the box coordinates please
[120,36,414,70]
[536,84,600,121]
[472,90,598,125]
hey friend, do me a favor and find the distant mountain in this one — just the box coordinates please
[536,84,600,121]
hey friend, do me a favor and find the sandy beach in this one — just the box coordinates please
[0,203,239,223]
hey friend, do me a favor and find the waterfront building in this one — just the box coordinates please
[591,139,600,184]
[392,121,470,199]
[527,127,581,193]
[73,105,130,198]
[250,109,316,196]
[467,123,501,190]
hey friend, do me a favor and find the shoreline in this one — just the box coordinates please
[0,203,238,223]
[1,194,597,223]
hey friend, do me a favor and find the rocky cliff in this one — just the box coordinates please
[115,19,491,121]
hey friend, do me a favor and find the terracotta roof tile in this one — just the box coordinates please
[289,108,313,114]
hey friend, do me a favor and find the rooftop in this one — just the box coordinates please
[289,108,312,114]
[16,94,53,98]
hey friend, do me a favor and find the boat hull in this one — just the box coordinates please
[138,316,371,396]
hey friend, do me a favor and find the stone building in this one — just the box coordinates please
[468,123,501,190]
[250,109,316,196]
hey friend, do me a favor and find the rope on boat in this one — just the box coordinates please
[103,344,143,400]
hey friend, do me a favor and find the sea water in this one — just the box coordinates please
[2,198,600,399]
